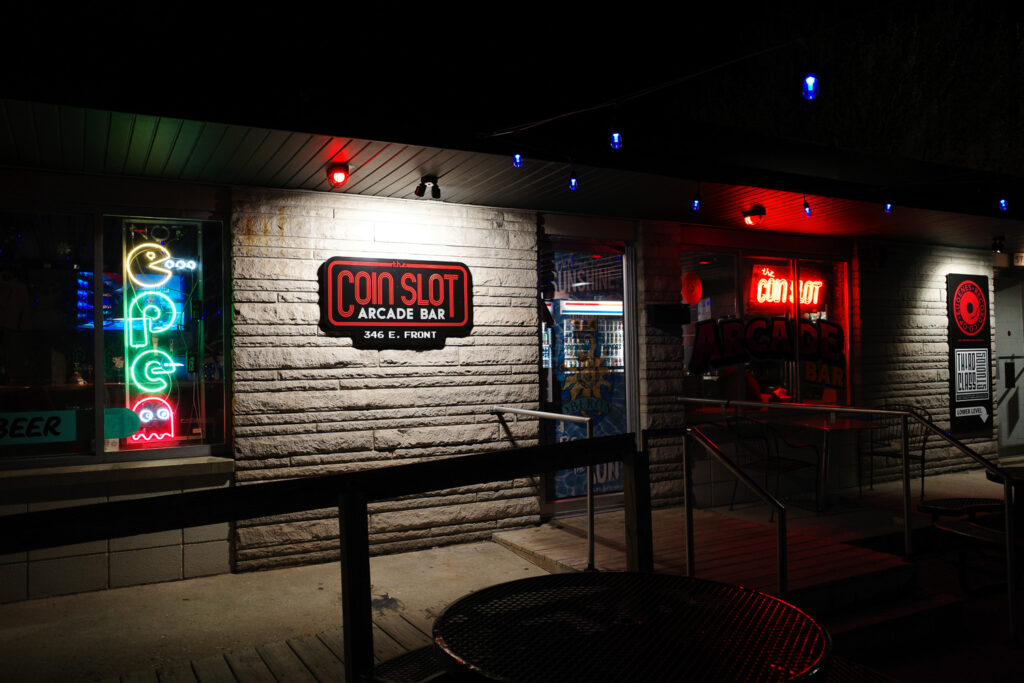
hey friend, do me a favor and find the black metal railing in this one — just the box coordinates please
[675,396,1018,639]
[642,426,788,596]
[0,433,652,682]
[490,405,598,570]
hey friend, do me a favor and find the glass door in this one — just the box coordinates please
[540,239,629,507]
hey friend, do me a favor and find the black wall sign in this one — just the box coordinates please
[947,274,993,437]
[319,257,473,349]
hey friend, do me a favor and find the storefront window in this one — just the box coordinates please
[109,217,226,452]
[682,249,850,404]
[541,239,628,501]
[0,213,225,460]
[0,212,95,456]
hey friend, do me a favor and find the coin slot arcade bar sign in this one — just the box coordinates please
[318,257,473,349]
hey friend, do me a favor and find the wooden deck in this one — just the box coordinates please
[103,506,912,682]
[105,611,432,683]
[494,507,913,601]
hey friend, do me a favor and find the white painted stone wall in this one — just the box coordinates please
[854,241,999,477]
[230,189,540,570]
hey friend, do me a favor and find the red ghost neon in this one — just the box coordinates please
[131,396,176,442]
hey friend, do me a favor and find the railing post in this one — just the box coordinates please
[777,506,788,597]
[624,443,653,573]
[683,430,696,578]
[901,414,913,558]
[1005,480,1018,641]
[339,492,373,682]
[585,418,595,572]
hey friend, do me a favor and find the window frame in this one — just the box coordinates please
[0,209,230,471]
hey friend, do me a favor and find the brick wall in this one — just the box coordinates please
[230,189,541,570]
[855,240,998,478]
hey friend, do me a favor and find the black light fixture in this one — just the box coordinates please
[415,174,440,199]
[743,205,766,226]
[993,235,1006,253]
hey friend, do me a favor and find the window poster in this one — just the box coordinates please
[947,274,993,436]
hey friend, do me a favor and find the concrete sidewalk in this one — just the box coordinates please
[0,542,548,682]
[2,466,1022,682]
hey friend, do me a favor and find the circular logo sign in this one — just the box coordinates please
[953,280,987,336]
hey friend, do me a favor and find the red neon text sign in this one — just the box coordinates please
[749,266,823,308]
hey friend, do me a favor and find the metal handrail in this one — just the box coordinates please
[676,396,1018,639]
[491,406,597,571]
[686,427,788,595]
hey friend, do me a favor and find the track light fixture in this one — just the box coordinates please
[327,163,350,187]
[568,169,580,191]
[803,195,812,217]
[415,174,440,199]
[692,183,702,211]
[513,153,523,168]
[883,202,893,214]
[993,235,1006,253]
[743,205,766,226]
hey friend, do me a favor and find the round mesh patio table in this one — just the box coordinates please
[433,572,831,682]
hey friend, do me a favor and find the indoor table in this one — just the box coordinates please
[433,572,831,682]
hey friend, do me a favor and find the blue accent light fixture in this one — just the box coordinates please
[803,196,812,217]
[802,73,818,100]
[1000,198,1008,211]
[692,184,702,211]
[513,153,523,168]
[569,170,579,191]
[883,202,893,214]
[610,131,622,150]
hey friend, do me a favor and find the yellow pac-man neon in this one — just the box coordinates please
[126,243,172,289]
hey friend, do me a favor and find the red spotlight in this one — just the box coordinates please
[327,163,350,187]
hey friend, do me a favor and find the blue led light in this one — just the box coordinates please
[883,202,893,214]
[569,174,579,191]
[803,199,812,217]
[1000,198,1008,211]
[610,131,622,150]
[513,153,523,168]
[692,197,701,211]
[803,73,818,100]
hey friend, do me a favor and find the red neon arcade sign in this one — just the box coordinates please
[749,265,824,308]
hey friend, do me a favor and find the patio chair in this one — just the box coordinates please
[863,403,931,499]
[727,415,819,521]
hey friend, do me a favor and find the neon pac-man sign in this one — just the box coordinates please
[124,241,187,446]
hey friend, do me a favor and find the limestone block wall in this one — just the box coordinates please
[854,241,998,478]
[635,221,687,506]
[230,189,541,571]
